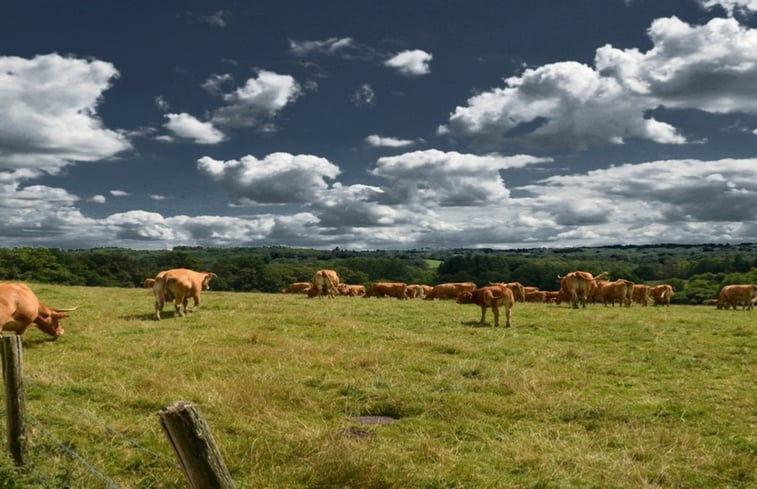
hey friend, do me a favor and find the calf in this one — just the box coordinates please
[456,285,514,328]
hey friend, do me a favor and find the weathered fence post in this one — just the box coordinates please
[159,401,235,489]
[2,335,28,466]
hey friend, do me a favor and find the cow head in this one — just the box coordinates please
[202,273,218,290]
[33,305,74,338]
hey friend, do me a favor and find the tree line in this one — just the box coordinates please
[0,243,756,305]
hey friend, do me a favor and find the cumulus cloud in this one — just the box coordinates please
[371,150,551,207]
[365,134,416,148]
[197,153,340,204]
[0,53,130,180]
[440,16,757,149]
[211,70,301,129]
[163,113,226,144]
[384,49,433,76]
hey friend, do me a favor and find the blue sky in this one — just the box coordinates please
[2,0,757,250]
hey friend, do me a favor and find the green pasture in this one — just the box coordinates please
[0,285,754,488]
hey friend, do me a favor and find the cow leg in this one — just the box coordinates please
[492,303,500,327]
[479,305,488,324]
[504,305,511,328]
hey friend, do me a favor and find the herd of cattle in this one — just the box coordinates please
[0,266,755,339]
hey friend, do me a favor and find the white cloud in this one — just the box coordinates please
[384,49,432,76]
[371,149,551,207]
[365,134,416,148]
[211,70,301,129]
[699,0,757,15]
[202,73,234,96]
[90,195,106,204]
[201,10,230,28]
[289,37,355,56]
[109,190,130,197]
[0,53,130,180]
[351,84,376,107]
[163,112,226,144]
[440,16,757,149]
[197,153,340,204]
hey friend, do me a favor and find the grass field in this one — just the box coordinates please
[0,284,755,488]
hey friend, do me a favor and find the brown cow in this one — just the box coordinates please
[424,282,477,300]
[308,269,340,299]
[524,290,547,303]
[491,282,526,302]
[632,284,652,306]
[650,284,674,306]
[142,278,156,289]
[543,291,560,303]
[282,282,312,294]
[405,284,432,299]
[153,268,217,320]
[364,282,408,299]
[338,284,366,297]
[0,282,76,337]
[456,285,515,328]
[715,284,757,310]
[558,271,609,309]
[599,279,634,307]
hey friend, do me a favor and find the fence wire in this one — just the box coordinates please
[27,380,180,469]
[27,413,121,489]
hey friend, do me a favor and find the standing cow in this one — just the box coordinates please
[651,284,674,306]
[599,279,634,307]
[456,285,515,328]
[308,269,340,299]
[557,271,609,309]
[715,284,757,310]
[153,268,217,320]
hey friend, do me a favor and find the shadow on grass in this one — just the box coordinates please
[22,336,60,348]
[460,320,493,328]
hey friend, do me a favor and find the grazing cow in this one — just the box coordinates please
[543,291,560,303]
[715,284,757,310]
[142,278,156,289]
[282,282,312,294]
[598,279,634,307]
[650,284,674,306]
[154,268,217,320]
[632,284,652,306]
[308,269,340,299]
[456,285,515,328]
[524,290,547,303]
[0,282,76,338]
[557,271,609,309]
[338,284,366,297]
[405,284,432,299]
[364,282,408,299]
[424,282,477,300]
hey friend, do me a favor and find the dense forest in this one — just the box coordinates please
[1,243,757,305]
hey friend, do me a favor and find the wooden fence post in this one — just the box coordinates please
[159,401,235,489]
[2,335,28,466]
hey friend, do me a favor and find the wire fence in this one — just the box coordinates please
[2,377,181,487]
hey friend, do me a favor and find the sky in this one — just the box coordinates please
[2,0,757,250]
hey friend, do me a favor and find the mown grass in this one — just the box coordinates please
[0,284,754,488]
